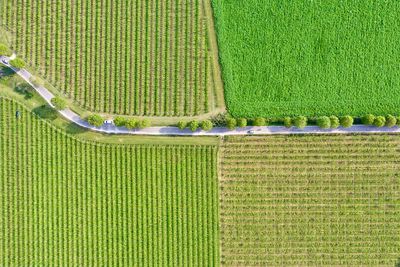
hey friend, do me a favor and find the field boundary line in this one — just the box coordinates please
[3,54,400,136]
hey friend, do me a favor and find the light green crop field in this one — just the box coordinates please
[212,0,400,118]
[1,0,223,116]
[0,98,219,266]
[220,135,400,266]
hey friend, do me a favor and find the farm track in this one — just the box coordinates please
[4,54,400,136]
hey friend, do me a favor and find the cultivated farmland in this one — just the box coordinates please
[212,0,400,118]
[220,135,400,266]
[1,0,223,116]
[0,98,219,266]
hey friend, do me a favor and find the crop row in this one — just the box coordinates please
[1,0,214,116]
[219,135,400,266]
[0,98,219,266]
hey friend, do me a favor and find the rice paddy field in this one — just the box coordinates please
[1,0,223,116]
[220,135,400,266]
[0,97,219,266]
[212,0,400,118]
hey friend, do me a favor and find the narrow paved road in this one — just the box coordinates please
[2,55,400,136]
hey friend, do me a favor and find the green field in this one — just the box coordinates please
[220,135,400,266]
[1,0,223,116]
[0,98,219,266]
[212,0,400,118]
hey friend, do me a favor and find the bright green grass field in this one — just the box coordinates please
[0,98,219,266]
[212,0,400,118]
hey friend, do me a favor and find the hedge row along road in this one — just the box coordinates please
[2,55,400,136]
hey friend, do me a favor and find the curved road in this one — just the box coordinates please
[2,55,400,136]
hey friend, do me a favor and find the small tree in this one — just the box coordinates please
[113,116,127,127]
[51,97,67,110]
[87,114,104,127]
[373,116,386,127]
[340,115,353,128]
[125,118,138,129]
[385,115,397,127]
[283,117,292,128]
[201,120,213,131]
[396,116,400,126]
[9,57,26,69]
[177,120,187,130]
[361,114,375,125]
[316,116,331,129]
[189,121,199,132]
[138,119,151,129]
[226,118,237,130]
[237,118,247,127]
[293,116,307,129]
[0,43,11,56]
[253,117,266,126]
[330,116,340,129]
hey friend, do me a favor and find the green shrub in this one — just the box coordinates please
[201,120,213,131]
[237,118,247,127]
[177,120,187,130]
[396,117,400,126]
[9,58,26,69]
[253,117,266,126]
[137,119,151,129]
[385,115,397,127]
[316,116,331,129]
[113,116,127,127]
[373,116,386,127]
[125,118,138,129]
[87,114,104,127]
[340,116,353,128]
[50,97,67,110]
[283,117,292,128]
[189,121,199,132]
[226,118,237,130]
[0,43,11,56]
[330,116,340,129]
[361,114,375,125]
[293,116,307,129]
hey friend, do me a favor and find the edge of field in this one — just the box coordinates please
[0,75,220,145]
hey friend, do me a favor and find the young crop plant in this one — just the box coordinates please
[316,116,330,129]
[386,115,397,127]
[226,117,237,130]
[237,118,247,127]
[177,120,187,130]
[293,116,307,129]
[283,117,292,128]
[50,96,67,110]
[362,114,375,125]
[373,116,386,127]
[189,120,199,132]
[113,116,127,127]
[87,114,104,127]
[0,43,12,56]
[9,57,26,69]
[201,120,213,131]
[340,115,353,128]
[330,116,340,128]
